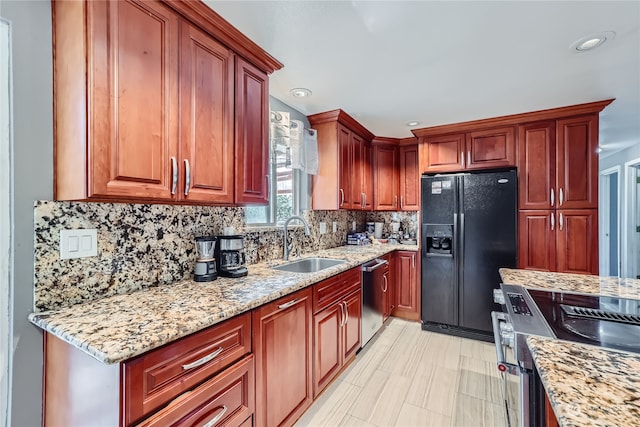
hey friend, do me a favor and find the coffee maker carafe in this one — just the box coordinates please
[194,236,217,282]
[215,235,248,278]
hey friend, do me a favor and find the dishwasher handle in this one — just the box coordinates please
[361,258,389,272]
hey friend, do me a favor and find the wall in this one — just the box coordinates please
[0,1,52,426]
[600,143,640,278]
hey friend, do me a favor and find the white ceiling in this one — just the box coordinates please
[206,1,640,156]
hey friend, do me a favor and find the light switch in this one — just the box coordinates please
[60,229,97,260]
[333,222,337,233]
[319,222,327,234]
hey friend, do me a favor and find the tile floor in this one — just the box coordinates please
[295,318,512,427]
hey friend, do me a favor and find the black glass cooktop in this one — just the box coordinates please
[528,289,640,354]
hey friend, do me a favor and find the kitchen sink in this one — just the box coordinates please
[272,257,347,273]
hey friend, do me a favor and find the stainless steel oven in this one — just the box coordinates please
[492,283,640,427]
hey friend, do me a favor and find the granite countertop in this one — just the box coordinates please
[527,336,640,427]
[499,268,640,299]
[500,268,640,426]
[29,244,417,364]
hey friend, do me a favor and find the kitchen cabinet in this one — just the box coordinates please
[518,115,598,210]
[235,57,270,204]
[398,143,420,211]
[373,143,399,210]
[380,255,393,321]
[419,127,515,173]
[309,110,374,210]
[53,0,281,204]
[136,355,254,427]
[44,312,252,426]
[393,251,420,321]
[252,287,313,427]
[518,209,598,275]
[312,268,362,397]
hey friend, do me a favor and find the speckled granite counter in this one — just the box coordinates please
[499,268,640,299]
[29,244,417,364]
[527,336,640,427]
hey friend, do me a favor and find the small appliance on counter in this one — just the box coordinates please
[215,235,248,278]
[194,236,217,282]
[347,233,370,245]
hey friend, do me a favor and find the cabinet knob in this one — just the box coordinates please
[559,188,564,206]
[559,212,564,231]
[550,188,554,207]
[170,157,178,195]
[184,159,191,196]
[339,188,345,207]
[551,212,555,231]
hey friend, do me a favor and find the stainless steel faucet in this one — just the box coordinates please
[283,215,311,261]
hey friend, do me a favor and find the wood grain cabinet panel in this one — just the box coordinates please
[342,290,362,363]
[465,126,516,170]
[253,288,313,427]
[517,121,556,210]
[373,144,399,210]
[422,134,465,173]
[180,22,234,204]
[123,313,251,425]
[235,57,269,205]
[556,115,599,209]
[313,303,342,396]
[398,144,420,211]
[339,126,355,209]
[556,209,598,275]
[137,355,255,427]
[518,210,557,272]
[393,251,420,321]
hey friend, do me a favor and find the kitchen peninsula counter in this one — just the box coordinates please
[29,244,417,364]
[527,336,640,427]
[500,268,640,426]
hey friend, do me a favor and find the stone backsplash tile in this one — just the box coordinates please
[33,201,370,311]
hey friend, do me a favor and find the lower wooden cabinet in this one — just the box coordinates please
[518,209,598,275]
[252,287,313,427]
[381,255,393,321]
[393,251,420,321]
[312,268,362,397]
[137,355,254,427]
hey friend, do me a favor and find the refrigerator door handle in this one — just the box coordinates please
[460,212,465,270]
[453,213,457,260]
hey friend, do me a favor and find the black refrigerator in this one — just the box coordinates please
[421,169,517,340]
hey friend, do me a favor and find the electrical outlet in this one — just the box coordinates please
[332,221,337,233]
[319,222,327,234]
[352,221,356,231]
[60,229,97,259]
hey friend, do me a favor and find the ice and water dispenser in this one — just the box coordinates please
[424,224,453,256]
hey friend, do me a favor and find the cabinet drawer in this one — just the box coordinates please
[312,267,361,314]
[124,313,251,425]
[137,355,255,427]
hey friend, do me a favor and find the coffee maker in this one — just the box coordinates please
[215,235,248,278]
[194,236,217,282]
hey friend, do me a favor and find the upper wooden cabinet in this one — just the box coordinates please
[518,115,599,210]
[308,110,374,210]
[420,127,515,173]
[398,144,420,211]
[373,143,399,210]
[53,0,281,204]
[371,139,419,211]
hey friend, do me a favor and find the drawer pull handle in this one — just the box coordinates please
[278,299,298,310]
[203,405,228,427]
[181,347,223,370]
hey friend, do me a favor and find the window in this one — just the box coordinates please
[245,114,309,225]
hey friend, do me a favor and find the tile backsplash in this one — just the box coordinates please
[33,201,375,311]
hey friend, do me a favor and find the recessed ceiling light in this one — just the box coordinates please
[570,31,615,52]
[290,88,312,98]
[406,121,421,127]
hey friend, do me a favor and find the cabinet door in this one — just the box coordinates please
[179,23,234,204]
[556,115,599,209]
[517,210,556,272]
[382,268,392,321]
[422,134,465,173]
[399,145,420,211]
[253,288,312,427]
[89,0,179,200]
[235,57,269,205]
[465,126,516,170]
[342,290,362,363]
[556,209,599,275]
[312,304,342,398]
[338,126,354,209]
[362,141,373,210]
[373,145,399,210]
[517,122,556,210]
[351,133,365,209]
[393,251,420,321]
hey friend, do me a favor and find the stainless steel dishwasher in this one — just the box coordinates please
[361,258,389,347]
